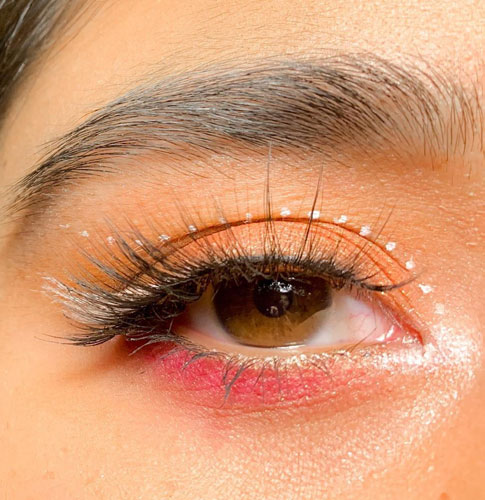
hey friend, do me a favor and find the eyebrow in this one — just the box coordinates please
[8,54,484,218]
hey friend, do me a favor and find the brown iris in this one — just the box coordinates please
[213,277,333,347]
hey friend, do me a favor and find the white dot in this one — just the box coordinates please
[188,225,197,233]
[135,239,143,246]
[80,230,89,237]
[405,258,415,270]
[159,234,170,241]
[385,241,396,251]
[435,303,445,315]
[218,217,228,224]
[418,284,433,294]
[59,224,70,229]
[107,236,115,245]
[359,225,371,236]
[334,215,348,224]
[308,210,320,220]
[280,207,291,217]
[245,212,252,223]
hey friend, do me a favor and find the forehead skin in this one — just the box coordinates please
[0,1,484,499]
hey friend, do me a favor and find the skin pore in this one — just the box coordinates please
[0,1,484,499]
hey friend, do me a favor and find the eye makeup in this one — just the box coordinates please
[136,335,427,409]
[47,218,414,341]
[44,208,425,409]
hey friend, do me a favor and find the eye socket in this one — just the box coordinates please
[175,274,402,352]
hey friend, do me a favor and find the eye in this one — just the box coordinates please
[179,276,399,350]
[49,217,417,407]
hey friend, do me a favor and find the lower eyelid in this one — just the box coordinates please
[128,334,425,410]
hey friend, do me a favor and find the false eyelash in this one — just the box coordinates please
[45,212,408,348]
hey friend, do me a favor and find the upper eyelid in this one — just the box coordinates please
[101,215,411,283]
[47,218,413,321]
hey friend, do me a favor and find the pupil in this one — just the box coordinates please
[253,279,293,318]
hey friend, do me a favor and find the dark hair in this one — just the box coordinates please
[0,0,70,120]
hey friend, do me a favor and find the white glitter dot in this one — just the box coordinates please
[159,234,170,241]
[359,225,371,236]
[280,207,291,217]
[218,217,228,224]
[188,225,197,233]
[385,241,396,251]
[244,212,252,223]
[308,210,320,220]
[59,224,70,229]
[334,215,348,224]
[79,230,89,237]
[135,239,143,246]
[107,236,115,245]
[435,303,445,315]
[418,284,433,294]
[405,258,415,270]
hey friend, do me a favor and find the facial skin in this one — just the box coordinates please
[1,1,484,499]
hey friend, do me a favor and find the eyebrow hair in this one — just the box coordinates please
[8,54,484,218]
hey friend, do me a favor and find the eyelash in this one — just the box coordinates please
[45,215,411,350]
